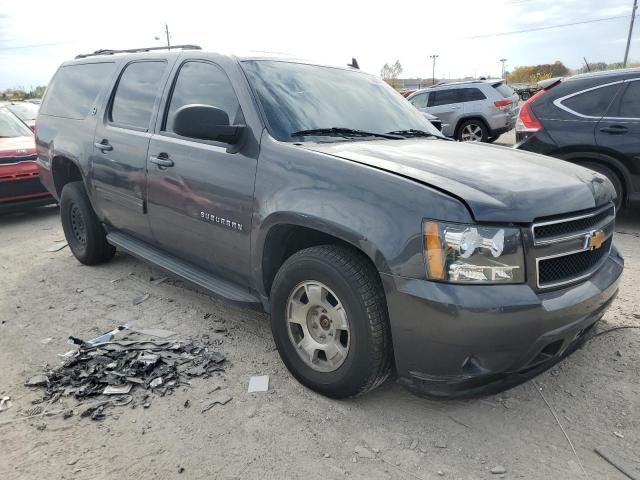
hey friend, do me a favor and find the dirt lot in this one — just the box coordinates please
[1,205,639,480]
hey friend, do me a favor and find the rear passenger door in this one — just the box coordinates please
[426,89,464,136]
[145,58,258,286]
[596,79,640,174]
[461,87,487,116]
[92,59,173,243]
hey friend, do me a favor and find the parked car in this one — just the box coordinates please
[0,108,55,212]
[37,46,622,399]
[406,79,519,142]
[422,111,443,131]
[516,68,640,210]
[0,101,39,130]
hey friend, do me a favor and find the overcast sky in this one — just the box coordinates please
[0,0,637,89]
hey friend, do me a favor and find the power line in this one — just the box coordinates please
[0,42,73,51]
[471,14,634,38]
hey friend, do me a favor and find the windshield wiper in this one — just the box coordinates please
[385,129,444,139]
[291,127,403,140]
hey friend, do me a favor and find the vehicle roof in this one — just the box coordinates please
[66,46,363,73]
[409,78,504,96]
[566,67,640,82]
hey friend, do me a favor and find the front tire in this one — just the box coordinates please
[270,245,392,398]
[457,119,489,142]
[60,181,115,265]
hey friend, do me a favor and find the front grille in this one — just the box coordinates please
[538,237,612,286]
[534,206,614,241]
[0,154,37,165]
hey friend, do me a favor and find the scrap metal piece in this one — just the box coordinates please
[103,385,132,395]
[201,393,232,413]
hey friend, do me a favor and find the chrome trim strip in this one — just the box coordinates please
[535,234,613,289]
[553,77,640,121]
[531,203,614,245]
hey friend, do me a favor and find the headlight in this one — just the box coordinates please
[423,220,525,284]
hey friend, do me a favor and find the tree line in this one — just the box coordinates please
[1,86,47,101]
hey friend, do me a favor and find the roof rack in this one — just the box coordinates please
[75,45,202,59]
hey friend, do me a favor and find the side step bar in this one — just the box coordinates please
[107,231,261,306]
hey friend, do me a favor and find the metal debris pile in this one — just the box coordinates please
[25,326,226,420]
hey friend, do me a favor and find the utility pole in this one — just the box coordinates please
[429,54,439,85]
[500,58,507,79]
[165,23,171,49]
[583,57,591,72]
[624,0,638,67]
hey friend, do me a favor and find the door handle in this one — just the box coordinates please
[95,141,113,152]
[600,125,628,135]
[149,153,174,167]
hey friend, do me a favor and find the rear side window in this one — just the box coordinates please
[164,61,242,133]
[493,82,515,98]
[40,63,115,120]
[561,83,621,117]
[611,81,640,118]
[428,89,464,107]
[110,61,167,129]
[409,93,428,108]
[464,88,486,101]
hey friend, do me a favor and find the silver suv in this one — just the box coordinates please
[407,80,519,142]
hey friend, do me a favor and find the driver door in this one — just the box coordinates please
[146,59,258,286]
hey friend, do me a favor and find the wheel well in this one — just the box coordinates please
[564,155,628,202]
[52,157,82,197]
[454,116,488,138]
[262,225,367,296]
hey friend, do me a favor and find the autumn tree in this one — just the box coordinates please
[507,61,569,84]
[380,60,403,89]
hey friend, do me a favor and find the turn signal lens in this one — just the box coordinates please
[424,221,445,280]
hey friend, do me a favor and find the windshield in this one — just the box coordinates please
[7,102,39,121]
[0,108,33,138]
[242,60,442,141]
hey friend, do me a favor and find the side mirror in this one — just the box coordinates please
[173,104,244,144]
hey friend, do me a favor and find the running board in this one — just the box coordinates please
[107,231,261,306]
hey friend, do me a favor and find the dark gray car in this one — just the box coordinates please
[36,46,623,398]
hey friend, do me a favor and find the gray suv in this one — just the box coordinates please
[36,46,622,399]
[407,80,520,142]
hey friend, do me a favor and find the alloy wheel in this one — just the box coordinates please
[285,280,351,372]
[460,123,484,142]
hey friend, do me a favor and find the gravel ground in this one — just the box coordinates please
[0,204,638,480]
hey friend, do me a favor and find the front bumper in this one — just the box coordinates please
[381,247,623,398]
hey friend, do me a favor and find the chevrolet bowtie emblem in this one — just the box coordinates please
[585,229,607,250]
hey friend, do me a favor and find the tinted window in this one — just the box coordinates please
[428,89,464,107]
[40,63,115,120]
[613,81,640,118]
[165,61,242,133]
[464,88,487,101]
[562,83,621,117]
[409,93,428,108]
[111,61,167,129]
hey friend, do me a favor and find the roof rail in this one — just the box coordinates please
[75,44,202,59]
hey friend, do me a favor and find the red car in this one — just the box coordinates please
[0,108,55,212]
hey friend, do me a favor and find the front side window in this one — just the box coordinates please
[561,83,622,117]
[428,89,464,107]
[409,93,428,108]
[164,61,242,134]
[110,61,167,129]
[242,60,439,141]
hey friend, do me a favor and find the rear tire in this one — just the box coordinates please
[581,162,624,211]
[457,119,489,142]
[60,181,115,265]
[270,245,392,398]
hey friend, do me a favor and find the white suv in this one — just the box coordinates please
[407,79,519,142]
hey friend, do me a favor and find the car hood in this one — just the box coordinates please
[0,136,36,158]
[302,139,615,223]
